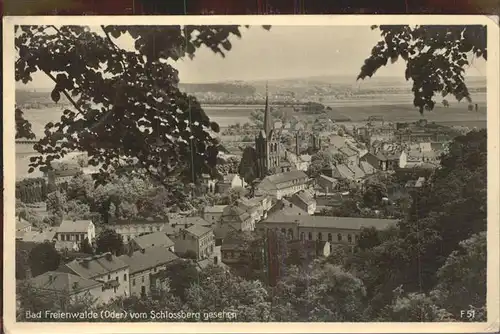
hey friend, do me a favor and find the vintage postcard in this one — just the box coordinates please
[3,15,499,333]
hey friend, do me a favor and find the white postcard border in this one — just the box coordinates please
[3,14,499,334]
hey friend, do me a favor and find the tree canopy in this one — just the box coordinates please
[358,25,486,113]
[16,25,270,188]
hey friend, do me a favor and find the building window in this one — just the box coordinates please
[281,228,286,235]
[337,233,342,241]
[124,274,127,281]
[108,274,111,280]
[308,232,312,240]
[142,276,145,283]
[300,232,304,240]
[328,233,332,242]
[288,228,293,239]
[132,279,136,286]
[113,287,117,293]
[318,232,323,241]
[348,234,352,243]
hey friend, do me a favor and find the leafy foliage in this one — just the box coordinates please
[238,146,259,184]
[95,229,124,255]
[16,25,269,189]
[159,260,199,301]
[358,25,486,113]
[433,232,486,319]
[28,242,61,277]
[80,237,94,254]
[272,263,367,321]
[184,265,271,321]
[16,178,48,203]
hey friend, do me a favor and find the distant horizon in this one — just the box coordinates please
[15,25,486,90]
[16,73,487,91]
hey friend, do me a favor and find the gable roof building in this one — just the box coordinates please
[268,198,308,217]
[118,247,179,275]
[184,225,213,238]
[261,213,397,231]
[27,271,102,296]
[130,232,175,251]
[257,170,309,199]
[60,253,129,280]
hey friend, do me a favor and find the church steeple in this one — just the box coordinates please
[263,81,273,137]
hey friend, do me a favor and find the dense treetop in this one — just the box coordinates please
[358,25,487,113]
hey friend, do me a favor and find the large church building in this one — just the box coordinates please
[255,84,281,179]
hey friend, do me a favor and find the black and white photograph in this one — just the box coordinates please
[3,15,499,332]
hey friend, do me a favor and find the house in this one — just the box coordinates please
[405,177,426,189]
[169,216,213,229]
[174,225,215,260]
[289,189,316,215]
[118,247,179,297]
[315,174,338,194]
[129,232,175,252]
[54,240,80,252]
[17,228,57,243]
[359,161,377,176]
[57,253,130,303]
[201,173,217,194]
[220,231,264,266]
[107,220,167,243]
[235,195,272,223]
[25,271,106,306]
[324,163,365,183]
[202,205,227,224]
[339,146,359,167]
[56,220,95,244]
[406,148,439,166]
[257,213,398,251]
[217,205,254,240]
[196,256,229,271]
[257,170,309,199]
[16,217,32,233]
[360,150,406,171]
[217,173,246,193]
[267,198,308,218]
[284,151,311,172]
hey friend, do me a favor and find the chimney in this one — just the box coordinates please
[105,253,112,261]
[289,203,293,208]
[141,249,145,254]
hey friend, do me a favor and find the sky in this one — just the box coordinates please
[18,25,487,89]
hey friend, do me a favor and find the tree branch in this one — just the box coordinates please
[100,25,128,71]
[42,70,83,114]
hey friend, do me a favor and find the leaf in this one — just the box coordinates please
[50,89,61,103]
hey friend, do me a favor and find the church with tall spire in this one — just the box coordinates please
[255,82,281,179]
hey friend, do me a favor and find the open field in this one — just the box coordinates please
[20,102,486,140]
